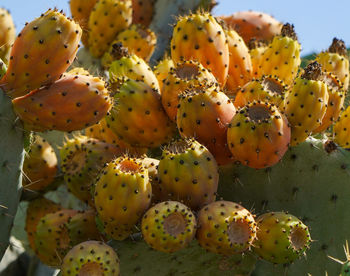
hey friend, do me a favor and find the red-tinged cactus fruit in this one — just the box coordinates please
[108,44,160,91]
[234,75,287,109]
[69,0,98,47]
[106,79,176,148]
[61,241,120,276]
[248,39,268,77]
[227,101,290,169]
[12,74,112,132]
[223,28,253,95]
[176,85,236,165]
[314,73,345,133]
[217,11,282,45]
[171,12,229,87]
[153,56,175,92]
[141,201,196,253]
[34,209,78,267]
[197,201,257,255]
[0,8,16,64]
[60,135,122,206]
[25,197,62,253]
[333,106,350,149]
[94,156,152,240]
[257,23,301,86]
[253,212,311,264]
[162,60,217,121]
[0,9,82,99]
[88,0,132,58]
[132,0,155,27]
[158,138,219,210]
[284,62,329,146]
[22,136,58,192]
[316,38,349,91]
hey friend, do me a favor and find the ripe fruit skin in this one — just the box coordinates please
[22,136,57,192]
[248,39,268,77]
[132,0,155,26]
[253,212,311,264]
[94,156,152,240]
[141,201,196,253]
[333,106,350,149]
[0,8,15,64]
[0,9,82,98]
[197,201,257,255]
[12,74,112,132]
[88,0,132,58]
[171,12,229,87]
[228,101,290,169]
[158,138,219,210]
[61,241,120,276]
[153,56,175,92]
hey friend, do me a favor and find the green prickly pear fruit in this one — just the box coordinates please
[61,240,120,276]
[196,201,257,255]
[0,8,16,64]
[253,211,311,264]
[158,138,219,210]
[141,201,196,253]
[0,9,82,99]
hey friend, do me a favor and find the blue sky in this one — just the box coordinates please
[1,0,349,55]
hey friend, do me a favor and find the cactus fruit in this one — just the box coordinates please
[141,201,196,253]
[158,138,219,210]
[333,105,350,148]
[177,85,236,165]
[132,0,155,26]
[94,156,152,240]
[249,39,268,77]
[197,201,257,255]
[171,12,229,87]
[217,11,282,45]
[0,9,82,99]
[257,23,301,86]
[61,240,120,276]
[60,136,122,206]
[88,0,132,58]
[22,136,58,192]
[161,60,217,121]
[227,101,290,169]
[0,58,7,79]
[0,8,15,64]
[106,79,175,148]
[73,47,103,76]
[316,38,349,91]
[284,62,329,146]
[12,73,112,132]
[153,56,175,92]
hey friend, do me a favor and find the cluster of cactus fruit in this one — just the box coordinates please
[1,0,350,275]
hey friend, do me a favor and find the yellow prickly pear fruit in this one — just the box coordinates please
[333,106,350,149]
[153,56,175,92]
[248,39,268,78]
[0,8,15,64]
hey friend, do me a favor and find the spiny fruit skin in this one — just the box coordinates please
[257,23,301,86]
[61,240,120,276]
[161,60,217,121]
[153,56,175,92]
[34,209,78,267]
[224,28,253,95]
[197,201,257,255]
[0,9,82,98]
[132,0,155,27]
[22,136,58,192]
[0,58,7,79]
[249,39,268,77]
[25,197,62,253]
[177,85,236,165]
[12,74,112,132]
[141,201,196,253]
[158,138,219,210]
[316,38,349,91]
[333,106,350,149]
[140,157,164,204]
[227,101,290,169]
[218,11,282,45]
[253,212,311,264]
[60,136,122,206]
[88,0,132,58]
[284,62,329,146]
[0,8,15,64]
[171,12,229,87]
[234,75,287,109]
[106,79,176,148]
[94,156,152,240]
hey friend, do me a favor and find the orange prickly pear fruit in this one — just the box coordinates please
[171,12,229,87]
[333,106,350,149]
[153,55,175,92]
[248,39,268,77]
[88,0,132,58]
[0,8,16,64]
[0,9,82,99]
[12,74,112,132]
[132,0,156,27]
